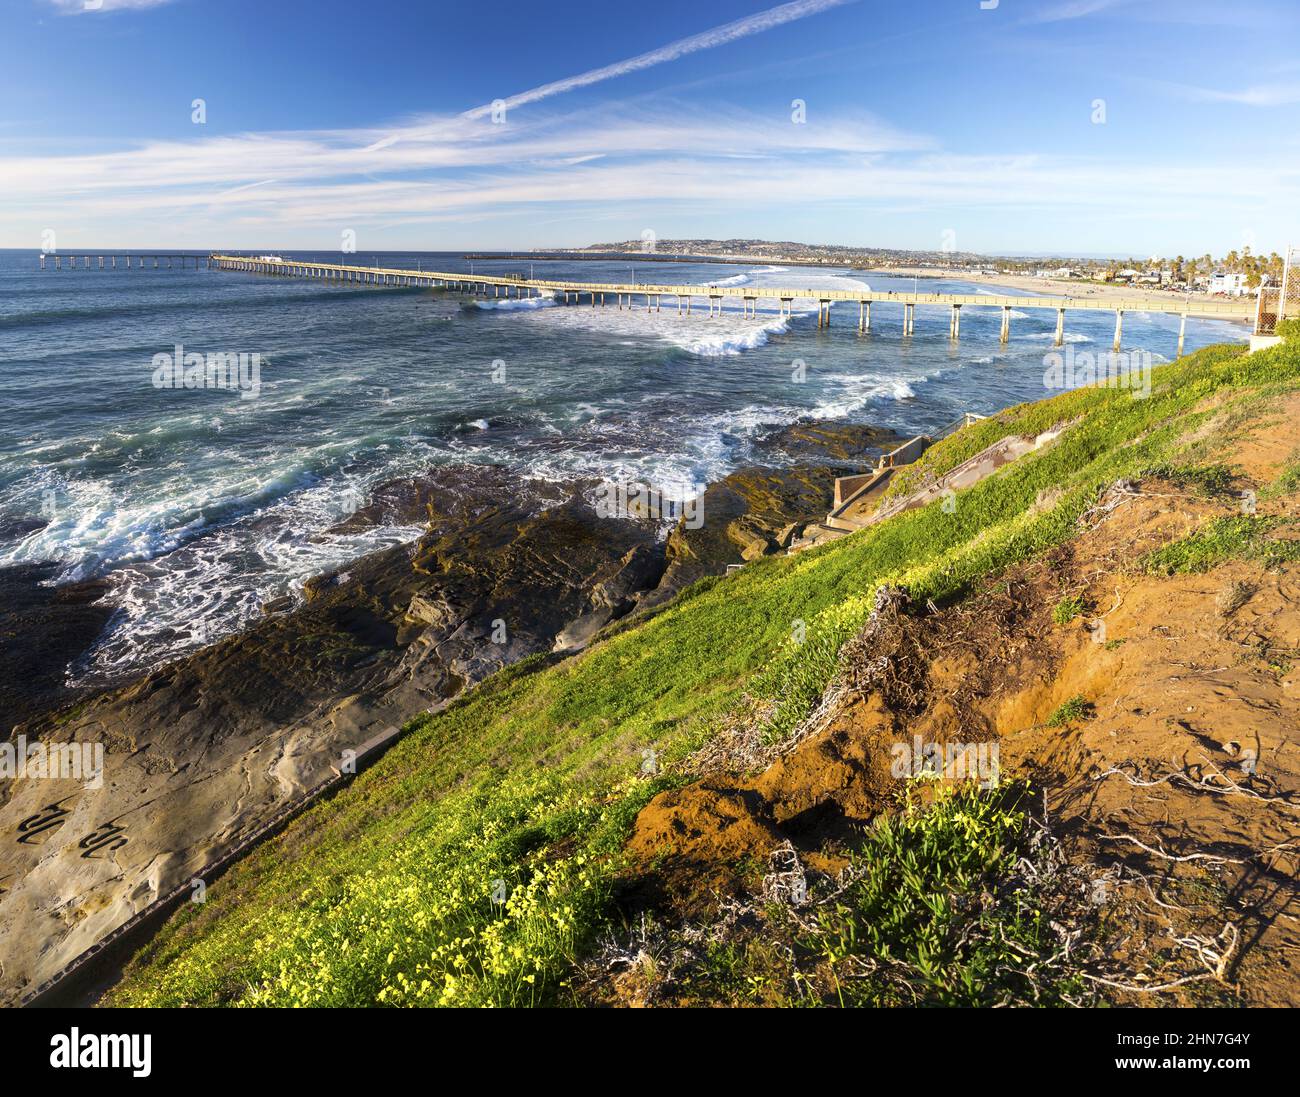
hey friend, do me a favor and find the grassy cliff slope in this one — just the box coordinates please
[107,339,1300,1007]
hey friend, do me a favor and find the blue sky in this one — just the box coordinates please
[2,0,1298,255]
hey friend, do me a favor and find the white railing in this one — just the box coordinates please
[932,411,988,440]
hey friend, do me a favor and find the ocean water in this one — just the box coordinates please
[0,249,1248,684]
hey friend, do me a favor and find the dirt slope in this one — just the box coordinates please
[612,398,1300,1006]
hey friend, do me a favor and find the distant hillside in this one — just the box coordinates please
[581,237,990,265]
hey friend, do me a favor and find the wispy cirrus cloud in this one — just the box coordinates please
[45,0,176,13]
[1173,82,1300,106]
[2,96,1291,247]
[1022,0,1266,27]
[1022,0,1134,24]
[0,103,927,195]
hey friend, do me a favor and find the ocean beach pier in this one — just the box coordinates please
[38,252,210,270]
[205,254,1255,350]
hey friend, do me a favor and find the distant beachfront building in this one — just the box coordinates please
[1210,271,1248,296]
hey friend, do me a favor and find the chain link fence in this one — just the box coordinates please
[1255,246,1298,335]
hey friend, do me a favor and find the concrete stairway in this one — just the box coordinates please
[791,412,1025,551]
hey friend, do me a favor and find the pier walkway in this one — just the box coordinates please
[208,254,1254,352]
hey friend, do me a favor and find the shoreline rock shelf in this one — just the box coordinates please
[0,420,896,1002]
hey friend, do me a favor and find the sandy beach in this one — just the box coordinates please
[875,264,1245,309]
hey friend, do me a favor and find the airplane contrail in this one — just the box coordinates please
[462,0,858,119]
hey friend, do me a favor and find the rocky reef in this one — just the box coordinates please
[0,420,896,1000]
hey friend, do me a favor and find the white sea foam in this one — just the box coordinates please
[473,294,557,311]
[55,463,431,683]
[762,269,871,293]
[698,272,750,288]
[673,313,794,356]
[808,374,921,418]
[1,432,435,675]
[487,296,797,357]
[500,372,921,524]
[1022,332,1093,344]
[477,266,877,357]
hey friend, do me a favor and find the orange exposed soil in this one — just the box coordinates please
[614,410,1300,1006]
